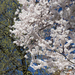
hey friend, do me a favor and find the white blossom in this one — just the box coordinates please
[10,0,75,74]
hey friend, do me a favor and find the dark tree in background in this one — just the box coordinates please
[0,0,32,75]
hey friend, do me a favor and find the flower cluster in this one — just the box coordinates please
[10,0,75,74]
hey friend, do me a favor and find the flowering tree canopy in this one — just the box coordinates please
[10,0,75,74]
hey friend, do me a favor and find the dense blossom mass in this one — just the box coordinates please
[10,0,75,74]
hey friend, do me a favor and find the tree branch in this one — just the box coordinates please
[39,24,51,31]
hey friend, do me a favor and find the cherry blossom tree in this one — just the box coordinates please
[10,0,75,74]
